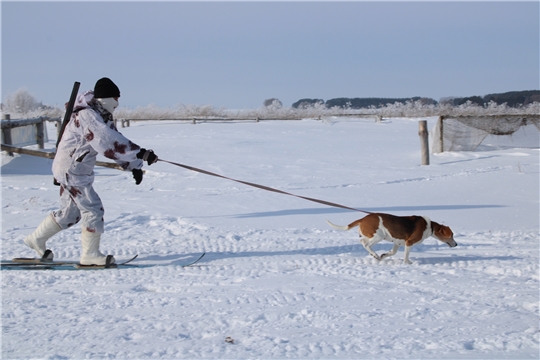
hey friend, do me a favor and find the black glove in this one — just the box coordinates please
[137,148,158,166]
[132,169,143,185]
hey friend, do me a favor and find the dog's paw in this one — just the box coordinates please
[371,254,382,261]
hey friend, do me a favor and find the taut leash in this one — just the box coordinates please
[158,159,371,214]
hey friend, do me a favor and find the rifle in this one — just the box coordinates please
[56,81,80,148]
[53,81,80,185]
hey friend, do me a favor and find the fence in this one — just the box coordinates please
[1,114,121,169]
[114,114,383,126]
[1,114,61,149]
[431,114,540,153]
[9,113,531,168]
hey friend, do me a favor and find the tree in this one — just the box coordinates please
[324,97,436,109]
[292,98,325,109]
[4,88,41,114]
[455,96,484,107]
[263,98,283,110]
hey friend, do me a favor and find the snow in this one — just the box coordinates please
[2,117,539,359]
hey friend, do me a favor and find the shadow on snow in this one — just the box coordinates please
[228,204,507,218]
[135,246,519,267]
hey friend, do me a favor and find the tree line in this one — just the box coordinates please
[441,90,540,107]
[291,90,540,109]
[2,88,539,119]
[292,97,436,109]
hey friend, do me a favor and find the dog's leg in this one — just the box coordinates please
[360,236,381,261]
[367,249,381,261]
[403,246,413,264]
[380,243,400,260]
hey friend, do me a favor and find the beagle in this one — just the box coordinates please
[327,213,457,264]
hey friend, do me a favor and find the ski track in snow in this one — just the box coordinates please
[2,118,539,359]
[2,215,538,359]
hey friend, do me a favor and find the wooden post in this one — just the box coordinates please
[418,120,429,165]
[36,117,45,149]
[437,116,444,153]
[119,118,130,128]
[55,119,62,139]
[2,114,13,155]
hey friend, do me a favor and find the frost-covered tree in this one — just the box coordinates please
[263,98,283,110]
[292,98,325,109]
[4,88,41,114]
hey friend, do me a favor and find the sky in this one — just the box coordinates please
[1,1,539,109]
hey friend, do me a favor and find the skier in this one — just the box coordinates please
[23,77,158,266]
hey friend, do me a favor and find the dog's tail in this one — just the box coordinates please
[326,219,361,231]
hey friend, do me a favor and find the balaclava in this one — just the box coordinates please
[94,77,120,114]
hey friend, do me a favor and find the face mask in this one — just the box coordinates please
[97,97,119,114]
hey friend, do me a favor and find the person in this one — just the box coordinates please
[23,77,158,266]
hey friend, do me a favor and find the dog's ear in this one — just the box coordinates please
[432,221,453,239]
[440,225,454,239]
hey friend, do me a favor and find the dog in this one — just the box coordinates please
[327,213,457,264]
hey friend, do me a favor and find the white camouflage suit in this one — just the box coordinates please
[51,90,143,234]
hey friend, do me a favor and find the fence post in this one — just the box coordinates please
[2,114,13,155]
[119,118,130,128]
[418,120,429,165]
[437,116,444,153]
[55,119,62,139]
[36,117,45,149]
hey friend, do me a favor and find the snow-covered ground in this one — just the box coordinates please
[2,117,538,359]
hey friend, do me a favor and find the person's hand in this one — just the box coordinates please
[137,148,158,165]
[132,169,143,185]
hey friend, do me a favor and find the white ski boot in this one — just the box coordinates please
[23,213,61,260]
[80,229,116,266]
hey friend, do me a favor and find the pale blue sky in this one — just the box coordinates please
[2,1,539,109]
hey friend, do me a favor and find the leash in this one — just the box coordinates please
[158,159,372,214]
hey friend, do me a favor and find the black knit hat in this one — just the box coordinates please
[94,77,120,98]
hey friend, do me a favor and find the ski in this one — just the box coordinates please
[1,253,205,270]
[1,254,138,269]
[180,252,206,267]
[75,255,138,269]
[118,252,206,268]
[8,249,57,264]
